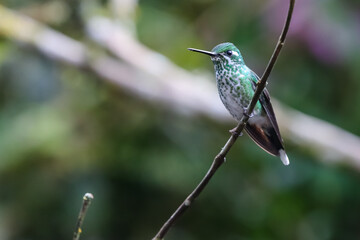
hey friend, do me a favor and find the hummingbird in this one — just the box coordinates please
[188,42,289,165]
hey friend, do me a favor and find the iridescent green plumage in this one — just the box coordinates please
[189,42,289,165]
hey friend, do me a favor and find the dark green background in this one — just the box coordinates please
[0,0,360,239]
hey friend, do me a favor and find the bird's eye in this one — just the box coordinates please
[226,50,233,56]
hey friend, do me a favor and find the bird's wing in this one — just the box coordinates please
[249,71,283,143]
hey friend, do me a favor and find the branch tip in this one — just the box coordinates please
[83,193,94,201]
[73,192,94,240]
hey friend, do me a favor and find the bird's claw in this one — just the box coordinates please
[229,127,243,136]
[255,81,268,87]
[243,107,254,118]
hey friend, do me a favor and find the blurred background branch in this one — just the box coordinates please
[0,4,359,169]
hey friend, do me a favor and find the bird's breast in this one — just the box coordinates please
[216,74,245,121]
[215,69,262,122]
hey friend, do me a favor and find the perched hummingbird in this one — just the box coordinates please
[188,42,289,165]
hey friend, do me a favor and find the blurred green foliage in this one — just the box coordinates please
[0,0,360,239]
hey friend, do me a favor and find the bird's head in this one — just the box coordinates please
[188,42,244,66]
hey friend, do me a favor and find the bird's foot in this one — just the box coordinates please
[243,107,254,118]
[255,81,268,87]
[229,127,243,136]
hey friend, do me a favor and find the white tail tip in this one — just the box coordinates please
[279,149,290,166]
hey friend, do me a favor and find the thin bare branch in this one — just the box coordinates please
[152,0,295,239]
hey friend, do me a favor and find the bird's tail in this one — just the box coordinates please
[245,124,290,166]
[279,149,290,165]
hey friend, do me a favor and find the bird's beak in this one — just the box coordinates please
[188,48,217,57]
